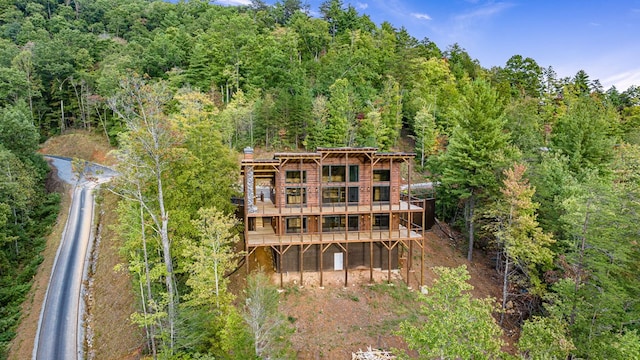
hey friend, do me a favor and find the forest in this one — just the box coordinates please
[0,0,639,358]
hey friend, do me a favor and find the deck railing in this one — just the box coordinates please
[248,198,424,216]
[246,226,423,246]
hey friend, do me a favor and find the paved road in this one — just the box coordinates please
[33,157,115,360]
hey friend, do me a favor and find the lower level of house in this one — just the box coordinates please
[271,242,399,273]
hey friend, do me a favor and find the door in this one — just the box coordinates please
[334,252,344,271]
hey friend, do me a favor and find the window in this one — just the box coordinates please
[373,186,390,202]
[322,165,346,182]
[285,170,306,183]
[348,215,359,231]
[373,169,391,182]
[322,215,342,232]
[322,215,359,232]
[349,165,359,182]
[348,186,359,203]
[322,187,346,204]
[286,187,306,205]
[286,217,307,233]
[373,214,390,230]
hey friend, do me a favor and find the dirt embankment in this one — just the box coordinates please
[273,227,512,359]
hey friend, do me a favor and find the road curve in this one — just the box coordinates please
[33,157,113,360]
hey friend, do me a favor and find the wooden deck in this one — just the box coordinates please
[247,199,425,216]
[246,226,424,247]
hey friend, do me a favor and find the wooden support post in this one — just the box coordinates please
[421,237,425,288]
[300,244,303,286]
[407,240,412,288]
[388,240,392,283]
[369,241,374,283]
[279,244,283,288]
[245,249,250,275]
[320,244,324,287]
[421,200,426,288]
[344,243,349,287]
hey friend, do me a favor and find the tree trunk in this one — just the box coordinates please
[138,186,157,357]
[467,194,475,262]
[155,156,175,351]
[570,200,591,326]
[500,253,509,325]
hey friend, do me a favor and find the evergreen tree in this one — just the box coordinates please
[435,79,510,261]
[397,266,504,359]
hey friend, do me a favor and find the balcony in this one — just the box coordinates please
[246,224,424,247]
[247,194,425,217]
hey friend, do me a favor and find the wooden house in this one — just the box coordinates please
[241,147,429,287]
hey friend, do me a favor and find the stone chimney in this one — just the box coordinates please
[243,146,254,160]
[243,147,257,213]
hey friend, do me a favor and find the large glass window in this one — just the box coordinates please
[322,165,346,182]
[373,214,390,230]
[373,186,390,202]
[322,215,359,232]
[373,169,391,182]
[322,215,342,232]
[286,217,307,233]
[285,170,306,183]
[322,187,360,204]
[322,187,346,204]
[286,187,306,205]
[349,165,359,182]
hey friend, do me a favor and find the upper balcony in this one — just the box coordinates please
[246,193,426,217]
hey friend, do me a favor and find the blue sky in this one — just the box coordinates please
[218,0,640,91]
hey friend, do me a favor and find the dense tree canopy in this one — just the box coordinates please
[0,0,638,358]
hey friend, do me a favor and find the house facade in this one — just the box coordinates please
[241,147,430,287]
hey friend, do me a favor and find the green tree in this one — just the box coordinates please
[243,272,294,360]
[518,315,575,359]
[109,76,180,353]
[547,166,640,358]
[412,105,439,169]
[325,78,355,146]
[354,108,380,147]
[0,101,39,159]
[397,265,504,359]
[503,97,546,156]
[484,163,554,324]
[551,96,616,176]
[499,55,542,98]
[405,57,459,133]
[379,76,403,149]
[528,153,577,236]
[435,79,510,261]
[304,94,329,150]
[183,207,241,309]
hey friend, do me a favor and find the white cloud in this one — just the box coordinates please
[454,2,513,21]
[356,2,369,10]
[412,13,432,21]
[601,68,640,91]
[216,0,251,6]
